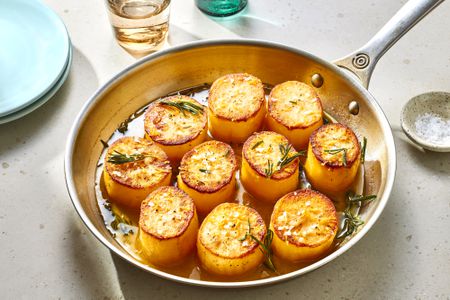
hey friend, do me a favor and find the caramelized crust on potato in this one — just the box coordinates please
[103,136,172,208]
[243,131,299,180]
[139,186,198,266]
[266,81,323,149]
[304,124,361,193]
[144,95,207,161]
[197,203,265,275]
[177,141,237,214]
[241,131,300,203]
[209,73,265,121]
[208,73,266,143]
[270,189,338,261]
[310,123,360,167]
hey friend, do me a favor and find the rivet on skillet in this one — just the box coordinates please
[348,101,360,115]
[311,73,324,88]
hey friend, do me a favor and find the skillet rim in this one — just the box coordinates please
[64,38,396,288]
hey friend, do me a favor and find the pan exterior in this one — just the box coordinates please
[64,39,396,288]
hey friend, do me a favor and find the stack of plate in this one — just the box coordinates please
[0,0,72,124]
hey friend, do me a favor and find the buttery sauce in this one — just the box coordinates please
[94,83,366,282]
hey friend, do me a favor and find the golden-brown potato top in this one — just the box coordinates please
[144,95,207,145]
[139,186,195,240]
[243,131,300,180]
[271,189,337,248]
[268,81,323,129]
[179,141,236,193]
[104,136,171,188]
[209,73,265,121]
[199,203,266,258]
[310,123,360,167]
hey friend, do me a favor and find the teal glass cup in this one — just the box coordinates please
[195,0,247,17]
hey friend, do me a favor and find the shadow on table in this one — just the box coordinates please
[0,47,99,158]
[393,126,450,175]
[168,24,202,46]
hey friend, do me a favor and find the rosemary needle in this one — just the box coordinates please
[107,150,152,165]
[360,137,367,164]
[277,143,306,170]
[160,100,204,116]
[251,140,264,150]
[347,192,376,203]
[324,148,348,166]
[264,159,274,177]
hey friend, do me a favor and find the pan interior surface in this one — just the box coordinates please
[65,40,395,287]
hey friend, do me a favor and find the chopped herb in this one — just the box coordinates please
[336,208,364,239]
[324,148,348,166]
[100,139,109,148]
[251,140,264,150]
[323,117,330,124]
[199,168,210,174]
[239,219,276,272]
[277,143,306,170]
[117,122,128,134]
[107,150,153,165]
[360,137,367,163]
[103,202,112,211]
[160,100,204,116]
[224,149,231,158]
[264,159,274,178]
[289,100,297,104]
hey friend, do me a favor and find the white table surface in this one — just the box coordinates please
[1,0,449,298]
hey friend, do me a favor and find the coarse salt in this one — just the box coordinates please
[414,113,450,145]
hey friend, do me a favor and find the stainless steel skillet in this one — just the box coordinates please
[64,0,443,288]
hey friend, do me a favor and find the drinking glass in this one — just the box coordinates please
[105,0,170,55]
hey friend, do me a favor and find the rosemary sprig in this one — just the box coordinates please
[360,137,367,164]
[107,150,152,165]
[160,100,204,116]
[324,148,348,166]
[336,208,364,239]
[239,219,276,272]
[264,159,274,177]
[251,140,264,150]
[347,192,376,203]
[277,143,306,170]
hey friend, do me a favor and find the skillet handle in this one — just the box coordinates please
[333,0,443,88]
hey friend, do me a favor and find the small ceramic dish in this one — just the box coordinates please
[401,92,450,152]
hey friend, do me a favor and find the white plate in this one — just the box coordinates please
[0,44,72,124]
[0,0,70,117]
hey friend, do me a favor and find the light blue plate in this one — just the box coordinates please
[0,0,70,117]
[0,42,72,124]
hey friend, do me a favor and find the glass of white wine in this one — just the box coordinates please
[105,0,170,55]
